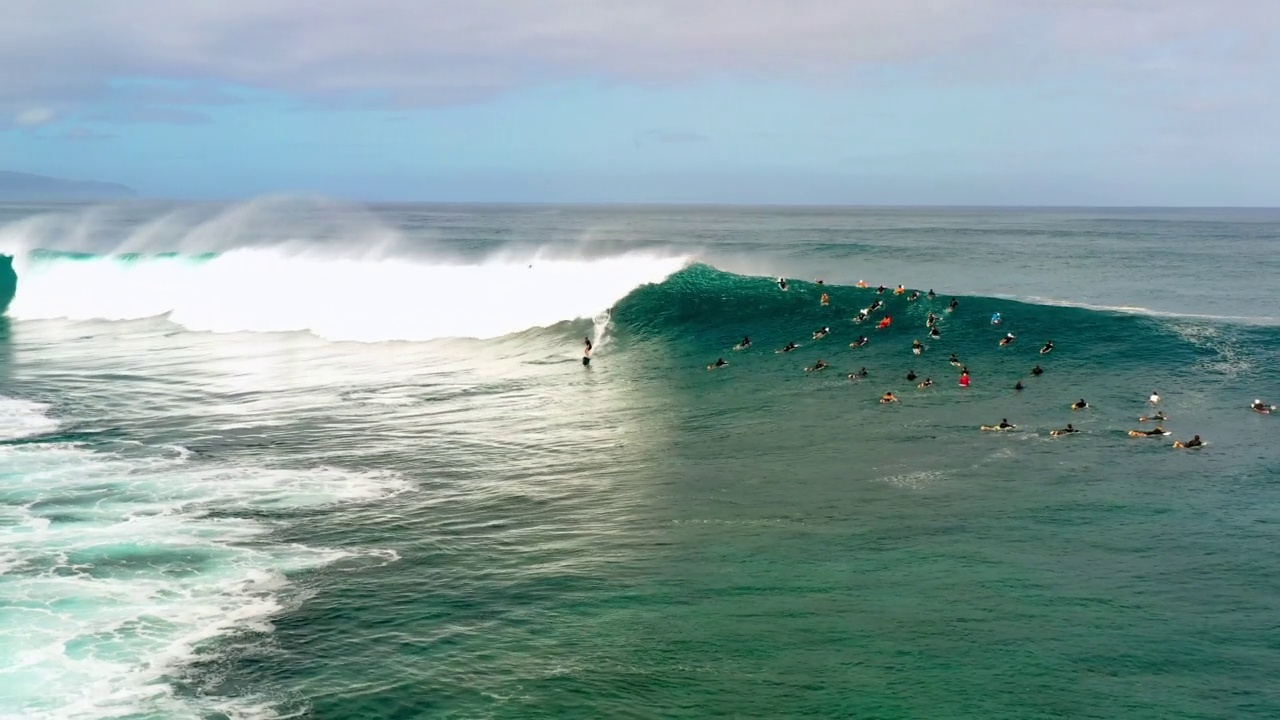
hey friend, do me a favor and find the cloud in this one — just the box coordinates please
[14,107,58,126]
[0,0,1276,117]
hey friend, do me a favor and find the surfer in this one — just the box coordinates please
[991,312,1002,325]
[981,418,1016,431]
[779,341,799,353]
[1139,411,1167,422]
[929,326,941,339]
[1148,391,1161,405]
[926,312,937,327]
[905,370,918,381]
[880,391,898,403]
[805,359,828,372]
[850,335,869,348]
[734,336,752,350]
[813,326,831,340]
[999,332,1016,347]
[1173,435,1203,449]
[1071,398,1089,410]
[1040,340,1054,355]
[868,300,884,313]
[947,297,959,312]
[853,309,869,323]
[949,354,962,367]
[849,367,868,379]
[1051,424,1078,436]
[959,370,970,387]
[907,291,920,301]
[876,316,892,330]
[917,378,934,389]
[1253,399,1275,414]
[1129,426,1169,438]
[707,358,728,370]
[820,293,830,306]
[1031,365,1044,376]
[894,284,905,295]
[912,340,924,355]
[857,280,868,288]
[777,277,788,291]
[876,285,887,294]
[582,337,593,366]
[1014,380,1025,391]
[927,289,936,300]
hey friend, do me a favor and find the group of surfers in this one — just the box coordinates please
[692,278,1276,449]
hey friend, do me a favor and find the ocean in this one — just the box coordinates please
[1,199,1278,719]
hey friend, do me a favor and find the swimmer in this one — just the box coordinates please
[820,292,830,306]
[949,353,962,367]
[1172,435,1203,449]
[850,335,869,348]
[805,359,828,372]
[1252,399,1276,414]
[733,336,752,350]
[1128,426,1170,438]
[991,312,1002,325]
[894,284,905,295]
[929,326,941,339]
[1014,380,1025,391]
[1031,365,1044,376]
[813,326,831,340]
[876,285,887,294]
[999,332,1016,347]
[849,367,869,379]
[1071,399,1089,410]
[880,391,898,403]
[778,341,799,353]
[959,370,971,387]
[905,370,918,381]
[777,277,788,291]
[927,289,936,300]
[912,340,924,355]
[1051,424,1079,436]
[1139,411,1167,422]
[1040,340,1054,355]
[707,358,728,370]
[1148,391,1160,405]
[876,316,892,330]
[917,378,934,389]
[947,297,959,312]
[907,291,920,301]
[980,418,1017,431]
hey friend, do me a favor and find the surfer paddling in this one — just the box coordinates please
[582,337,592,366]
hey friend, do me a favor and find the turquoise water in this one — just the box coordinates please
[1,201,1279,719]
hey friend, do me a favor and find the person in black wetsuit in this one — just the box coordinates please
[707,358,728,370]
[948,297,959,311]
[583,337,593,366]
[929,326,941,338]
[780,341,799,353]
[1040,340,1054,354]
[1051,424,1078,436]
[1014,380,1025,391]
[850,336,869,348]
[1071,398,1089,410]
[927,289,936,300]
[1031,365,1044,376]
[735,336,751,350]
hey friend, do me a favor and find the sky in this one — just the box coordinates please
[1,1,1278,205]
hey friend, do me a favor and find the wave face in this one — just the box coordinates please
[4,249,688,342]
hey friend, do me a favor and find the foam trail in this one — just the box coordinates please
[7,249,690,342]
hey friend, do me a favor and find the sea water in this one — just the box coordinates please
[1,199,1278,719]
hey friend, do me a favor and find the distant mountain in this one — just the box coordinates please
[0,171,137,200]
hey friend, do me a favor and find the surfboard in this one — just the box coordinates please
[1128,430,1170,437]
[981,425,1016,431]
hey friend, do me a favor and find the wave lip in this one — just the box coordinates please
[5,249,691,342]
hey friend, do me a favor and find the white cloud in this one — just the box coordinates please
[14,107,57,126]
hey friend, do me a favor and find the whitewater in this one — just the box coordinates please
[1,200,1279,719]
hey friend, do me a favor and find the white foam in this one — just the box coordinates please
[6,247,688,343]
[0,398,59,441]
[0,440,407,719]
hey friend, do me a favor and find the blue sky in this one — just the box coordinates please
[2,1,1278,205]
